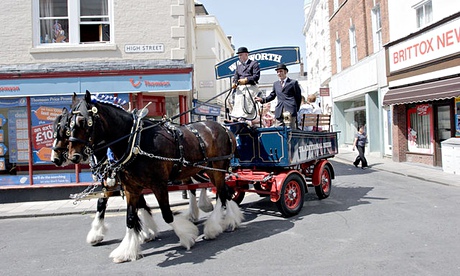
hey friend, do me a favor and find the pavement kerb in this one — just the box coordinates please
[0,192,192,220]
[333,148,459,188]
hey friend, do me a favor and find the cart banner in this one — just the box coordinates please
[290,132,338,164]
[215,46,301,79]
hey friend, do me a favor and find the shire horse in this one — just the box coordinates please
[51,107,158,244]
[51,104,213,247]
[67,91,242,263]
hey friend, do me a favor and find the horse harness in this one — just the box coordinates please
[78,106,234,185]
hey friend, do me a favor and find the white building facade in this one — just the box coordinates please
[194,4,234,121]
[384,0,460,167]
[303,0,333,115]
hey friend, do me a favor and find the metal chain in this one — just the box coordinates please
[70,182,100,204]
[135,146,230,173]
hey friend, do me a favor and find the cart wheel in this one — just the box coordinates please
[315,166,331,199]
[232,184,248,205]
[276,174,305,217]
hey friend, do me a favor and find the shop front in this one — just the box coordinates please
[384,12,460,166]
[0,68,192,187]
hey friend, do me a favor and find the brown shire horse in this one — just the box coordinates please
[67,91,241,263]
[51,107,158,245]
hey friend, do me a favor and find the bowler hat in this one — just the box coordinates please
[236,47,249,54]
[275,63,288,72]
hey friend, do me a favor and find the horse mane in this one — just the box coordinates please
[90,93,127,110]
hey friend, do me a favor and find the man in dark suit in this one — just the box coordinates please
[255,63,302,128]
[229,47,260,121]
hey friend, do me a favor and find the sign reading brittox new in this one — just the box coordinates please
[214,46,301,79]
[388,16,460,73]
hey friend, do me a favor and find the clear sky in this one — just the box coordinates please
[198,0,306,73]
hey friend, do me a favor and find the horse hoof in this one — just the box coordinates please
[199,204,214,213]
[89,238,103,246]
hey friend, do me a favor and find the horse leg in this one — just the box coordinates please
[154,187,198,250]
[184,189,200,222]
[137,195,158,243]
[198,188,214,213]
[191,173,214,213]
[204,172,243,239]
[86,197,109,245]
[109,191,142,263]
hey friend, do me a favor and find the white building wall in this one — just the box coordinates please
[387,0,460,88]
[388,0,460,41]
[330,51,386,101]
[0,0,192,65]
[303,0,332,112]
[195,15,233,106]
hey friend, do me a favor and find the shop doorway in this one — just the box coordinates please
[434,103,452,167]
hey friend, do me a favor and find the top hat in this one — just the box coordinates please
[275,63,288,72]
[236,47,249,54]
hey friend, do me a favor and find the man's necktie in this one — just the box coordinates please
[280,80,284,87]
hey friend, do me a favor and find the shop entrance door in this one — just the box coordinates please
[434,104,452,167]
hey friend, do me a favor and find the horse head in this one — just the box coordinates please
[51,107,71,166]
[68,91,98,164]
[68,90,130,164]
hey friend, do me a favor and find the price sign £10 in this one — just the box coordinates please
[32,123,54,149]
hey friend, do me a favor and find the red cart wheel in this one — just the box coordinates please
[276,173,305,217]
[315,166,331,199]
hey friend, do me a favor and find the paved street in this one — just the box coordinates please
[1,149,460,275]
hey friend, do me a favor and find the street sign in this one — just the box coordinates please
[215,46,301,79]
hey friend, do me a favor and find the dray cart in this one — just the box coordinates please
[225,123,338,217]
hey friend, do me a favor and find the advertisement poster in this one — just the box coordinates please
[8,108,29,164]
[30,96,73,164]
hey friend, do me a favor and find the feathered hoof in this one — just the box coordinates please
[87,236,104,246]
[199,203,214,213]
[86,226,107,245]
[170,216,199,250]
[109,249,141,263]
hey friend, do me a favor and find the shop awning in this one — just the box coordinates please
[383,76,460,105]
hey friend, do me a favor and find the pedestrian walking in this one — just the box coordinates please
[353,125,368,169]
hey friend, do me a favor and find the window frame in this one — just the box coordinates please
[349,26,358,65]
[407,104,434,154]
[371,4,382,53]
[33,0,113,47]
[415,0,433,29]
[335,38,342,73]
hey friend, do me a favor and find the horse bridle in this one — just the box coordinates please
[52,114,71,152]
[69,102,99,159]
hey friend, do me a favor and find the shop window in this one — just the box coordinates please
[37,0,111,45]
[407,104,433,154]
[344,101,366,144]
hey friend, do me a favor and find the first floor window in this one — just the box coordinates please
[407,104,433,154]
[39,0,69,43]
[415,0,433,29]
[37,0,111,45]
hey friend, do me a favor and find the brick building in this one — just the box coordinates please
[328,0,391,155]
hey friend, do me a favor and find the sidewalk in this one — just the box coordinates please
[334,146,459,188]
[0,191,191,220]
[0,146,458,219]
